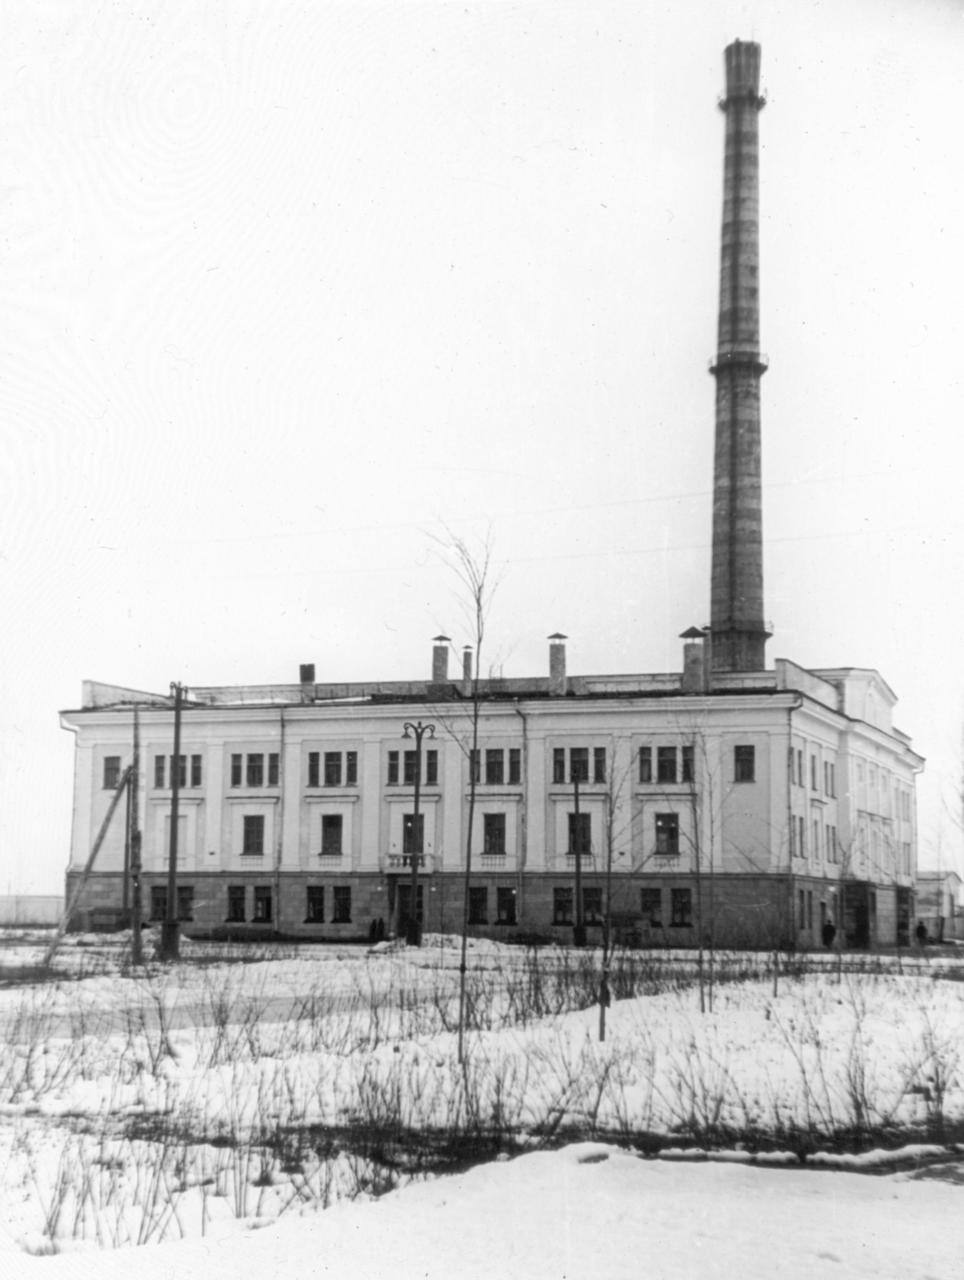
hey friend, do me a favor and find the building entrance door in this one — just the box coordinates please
[396,883,424,940]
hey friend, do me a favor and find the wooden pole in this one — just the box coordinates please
[45,765,132,968]
[160,682,182,961]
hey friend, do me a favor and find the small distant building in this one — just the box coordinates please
[915,869,963,943]
[0,895,63,927]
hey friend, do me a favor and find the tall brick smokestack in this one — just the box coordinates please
[709,40,771,672]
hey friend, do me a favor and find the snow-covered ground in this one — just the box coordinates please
[0,932,962,1269]
[3,1142,962,1280]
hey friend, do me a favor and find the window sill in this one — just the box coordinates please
[240,853,265,858]
[225,919,246,925]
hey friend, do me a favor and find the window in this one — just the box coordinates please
[810,755,818,791]
[813,818,820,860]
[485,750,504,785]
[670,887,692,927]
[734,745,755,783]
[332,886,352,923]
[402,813,424,855]
[681,745,694,784]
[253,886,272,923]
[468,886,488,924]
[797,815,806,858]
[324,752,342,787]
[593,748,606,784]
[170,755,187,788]
[247,754,264,787]
[583,886,603,923]
[796,749,803,786]
[483,813,506,856]
[639,747,653,784]
[568,812,591,856]
[470,749,481,783]
[798,888,806,929]
[807,890,813,931]
[227,885,246,922]
[268,753,279,786]
[388,751,399,785]
[308,752,320,787]
[306,886,325,923]
[231,754,243,787]
[176,885,194,922]
[640,887,662,927]
[403,751,417,785]
[401,749,438,786]
[655,813,679,856]
[190,755,202,787]
[657,747,677,784]
[508,749,521,785]
[242,815,265,856]
[553,887,573,924]
[155,755,166,789]
[552,749,566,784]
[346,751,358,785]
[320,814,343,856]
[570,747,589,783]
[103,756,121,789]
[150,886,167,920]
[496,887,517,925]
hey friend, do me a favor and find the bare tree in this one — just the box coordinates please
[430,529,498,1065]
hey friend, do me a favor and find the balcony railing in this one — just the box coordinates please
[382,853,431,871]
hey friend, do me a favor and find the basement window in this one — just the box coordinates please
[253,886,272,923]
[332,886,352,923]
[305,886,325,923]
[553,887,573,924]
[670,888,692,928]
[496,887,517,925]
[640,887,662,928]
[468,886,488,924]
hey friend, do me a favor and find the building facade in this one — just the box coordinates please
[60,636,921,949]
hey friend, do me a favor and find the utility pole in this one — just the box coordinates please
[573,769,586,947]
[160,682,183,961]
[403,719,435,946]
[130,706,143,966]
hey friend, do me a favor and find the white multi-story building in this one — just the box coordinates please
[60,634,921,948]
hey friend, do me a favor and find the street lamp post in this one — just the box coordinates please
[160,682,183,962]
[403,719,435,947]
[573,769,586,948]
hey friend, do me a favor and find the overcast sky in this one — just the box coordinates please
[2,0,963,893]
